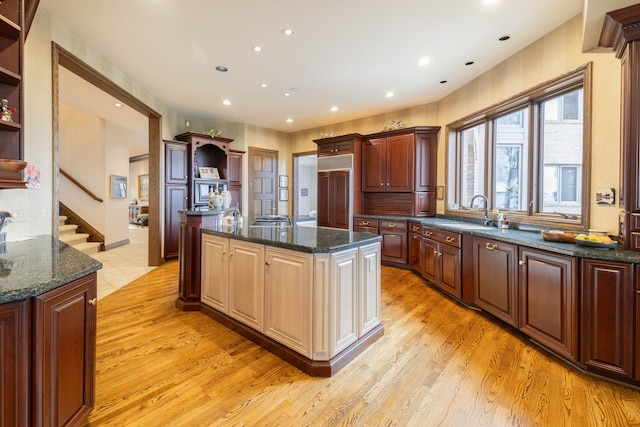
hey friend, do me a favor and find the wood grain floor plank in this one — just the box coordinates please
[81,262,640,426]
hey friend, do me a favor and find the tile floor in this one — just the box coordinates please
[92,224,156,300]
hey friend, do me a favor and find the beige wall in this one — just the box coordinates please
[7,10,623,241]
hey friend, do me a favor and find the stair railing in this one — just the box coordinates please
[60,168,104,203]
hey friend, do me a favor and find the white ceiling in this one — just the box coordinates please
[42,0,633,138]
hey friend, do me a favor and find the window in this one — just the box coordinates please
[446,64,590,227]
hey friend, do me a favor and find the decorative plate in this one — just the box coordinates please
[574,238,617,249]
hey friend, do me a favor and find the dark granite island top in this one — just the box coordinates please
[0,235,103,304]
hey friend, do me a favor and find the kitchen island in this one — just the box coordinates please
[0,235,102,426]
[176,211,383,376]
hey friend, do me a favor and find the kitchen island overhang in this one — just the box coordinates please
[176,211,383,377]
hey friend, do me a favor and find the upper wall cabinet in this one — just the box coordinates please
[361,126,440,217]
[0,0,27,188]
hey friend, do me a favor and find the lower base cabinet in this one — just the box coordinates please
[421,227,461,299]
[519,247,578,361]
[201,234,381,361]
[472,237,518,327]
[0,299,29,426]
[581,259,634,379]
[379,219,407,266]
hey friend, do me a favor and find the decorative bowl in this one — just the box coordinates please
[0,159,27,172]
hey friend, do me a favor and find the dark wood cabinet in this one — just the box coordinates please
[408,222,422,271]
[228,149,244,212]
[379,219,407,267]
[32,273,97,426]
[362,127,439,217]
[472,236,518,327]
[164,140,190,260]
[581,259,634,379]
[0,298,29,426]
[519,247,578,361]
[314,134,363,219]
[317,170,350,229]
[421,226,462,298]
[601,6,640,250]
[165,140,189,185]
[0,0,27,188]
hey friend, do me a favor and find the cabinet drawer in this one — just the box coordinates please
[422,226,461,248]
[379,220,407,230]
[354,217,378,228]
[409,221,422,234]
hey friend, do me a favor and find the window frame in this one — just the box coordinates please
[445,63,592,230]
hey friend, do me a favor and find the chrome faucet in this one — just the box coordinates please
[470,194,492,226]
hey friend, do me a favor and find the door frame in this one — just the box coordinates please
[292,151,317,218]
[52,43,163,266]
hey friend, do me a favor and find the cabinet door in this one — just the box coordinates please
[581,259,634,379]
[0,299,29,426]
[359,243,382,336]
[264,247,313,357]
[362,138,385,192]
[439,243,461,299]
[421,238,438,283]
[317,172,332,227]
[201,234,229,313]
[332,170,351,229]
[386,133,414,192]
[408,230,423,272]
[164,185,189,260]
[519,248,578,361]
[330,249,359,355]
[380,228,407,265]
[472,237,518,327]
[165,141,189,184]
[228,240,265,332]
[228,151,243,185]
[33,273,97,427]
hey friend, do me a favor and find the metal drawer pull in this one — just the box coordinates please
[88,298,97,306]
[412,226,420,232]
[413,235,420,240]
[519,260,526,265]
[445,236,455,243]
[362,221,369,225]
[388,223,396,228]
[434,249,439,255]
[424,231,432,237]
[485,243,498,250]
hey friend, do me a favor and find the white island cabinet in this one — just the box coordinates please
[200,232,382,372]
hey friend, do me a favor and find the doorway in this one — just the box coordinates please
[248,147,278,217]
[52,43,163,266]
[293,152,317,220]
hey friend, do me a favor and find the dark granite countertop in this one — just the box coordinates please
[0,235,103,304]
[186,211,381,253]
[356,214,640,263]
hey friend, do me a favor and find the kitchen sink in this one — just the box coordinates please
[250,215,292,228]
[431,222,495,230]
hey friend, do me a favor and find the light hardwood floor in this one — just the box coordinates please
[81,262,640,426]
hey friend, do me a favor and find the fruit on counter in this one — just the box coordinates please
[575,233,613,243]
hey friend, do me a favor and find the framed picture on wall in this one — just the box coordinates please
[110,175,127,199]
[279,188,288,201]
[138,174,149,201]
[279,175,288,188]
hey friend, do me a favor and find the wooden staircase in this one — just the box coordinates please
[58,215,102,255]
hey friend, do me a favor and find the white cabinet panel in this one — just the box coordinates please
[228,240,265,332]
[264,247,313,358]
[359,243,381,336]
[331,248,359,355]
[201,234,229,313]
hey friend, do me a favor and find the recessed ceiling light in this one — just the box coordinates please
[282,28,294,36]
[482,0,499,4]
[418,57,430,66]
[465,61,474,66]
[498,35,511,41]
[222,99,231,106]
[260,83,268,88]
[286,118,293,123]
[216,65,228,72]
[385,91,394,98]
[330,106,338,112]
[283,92,291,97]
[252,46,262,52]
[114,102,123,108]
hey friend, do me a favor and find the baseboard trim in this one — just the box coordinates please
[104,239,130,251]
